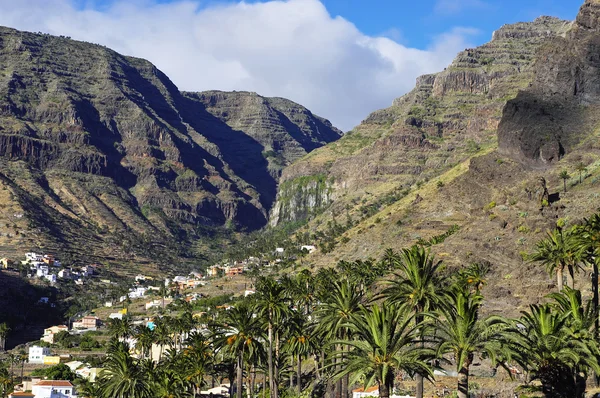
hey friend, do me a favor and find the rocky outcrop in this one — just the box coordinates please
[0,26,340,264]
[270,16,570,227]
[498,1,600,163]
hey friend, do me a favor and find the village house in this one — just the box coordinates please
[207,265,223,277]
[28,346,51,364]
[72,316,99,330]
[57,269,70,279]
[1,258,14,269]
[36,265,49,278]
[41,325,69,344]
[300,245,317,254]
[224,265,244,277]
[128,287,147,299]
[32,380,77,398]
[44,274,57,284]
[42,255,55,266]
[25,252,44,262]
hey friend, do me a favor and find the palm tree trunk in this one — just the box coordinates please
[415,313,424,398]
[314,354,321,380]
[567,264,575,289]
[563,179,567,193]
[557,267,564,291]
[274,332,280,398]
[457,364,469,398]
[237,352,244,398]
[378,382,390,398]
[593,258,599,336]
[297,356,302,393]
[249,366,256,398]
[268,319,274,398]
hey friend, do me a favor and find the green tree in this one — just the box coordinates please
[107,317,133,340]
[381,245,443,398]
[97,343,152,398]
[576,162,587,184]
[559,170,570,193]
[315,279,364,398]
[530,228,579,291]
[574,214,600,333]
[0,368,13,398]
[504,303,600,398]
[213,302,264,398]
[134,325,155,360]
[255,277,289,398]
[0,323,9,352]
[334,302,432,398]
[435,288,507,398]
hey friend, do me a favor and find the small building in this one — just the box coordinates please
[72,316,99,330]
[28,346,51,364]
[1,258,14,269]
[8,392,35,398]
[224,266,244,277]
[32,380,77,398]
[57,269,70,279]
[41,325,69,344]
[36,266,49,277]
[44,274,57,284]
[109,312,123,320]
[300,245,317,254]
[42,255,55,266]
[42,356,62,365]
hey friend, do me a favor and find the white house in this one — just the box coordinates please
[26,252,44,262]
[275,247,284,253]
[44,274,57,284]
[32,380,77,398]
[28,346,51,364]
[57,269,70,279]
[109,312,123,320]
[128,287,147,299]
[300,245,317,254]
[36,266,49,277]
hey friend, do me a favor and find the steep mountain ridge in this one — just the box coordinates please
[270,16,572,226]
[280,1,600,316]
[498,0,600,163]
[0,26,340,268]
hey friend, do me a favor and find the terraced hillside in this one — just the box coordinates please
[0,27,341,270]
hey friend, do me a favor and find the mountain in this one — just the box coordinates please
[271,4,600,316]
[0,26,341,269]
[270,16,572,226]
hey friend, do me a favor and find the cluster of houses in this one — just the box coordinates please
[1,252,102,285]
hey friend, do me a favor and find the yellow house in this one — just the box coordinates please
[119,308,128,315]
[0,258,13,269]
[43,356,61,365]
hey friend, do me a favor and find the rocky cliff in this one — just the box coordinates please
[498,0,600,163]
[271,16,571,226]
[0,27,340,268]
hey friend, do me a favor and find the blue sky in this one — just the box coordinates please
[75,0,583,49]
[0,0,586,130]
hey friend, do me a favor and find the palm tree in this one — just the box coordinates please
[504,303,600,398]
[284,311,315,393]
[97,344,152,398]
[334,302,433,398]
[154,317,174,361]
[254,277,289,398]
[213,302,264,398]
[576,162,587,184]
[0,368,13,398]
[0,323,10,352]
[574,213,600,333]
[134,325,155,360]
[315,279,365,398]
[182,331,213,397]
[559,170,570,193]
[530,227,579,291]
[380,245,443,398]
[107,317,133,340]
[435,288,507,398]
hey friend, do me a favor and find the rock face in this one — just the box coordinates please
[0,27,340,265]
[498,1,600,163]
[271,16,571,226]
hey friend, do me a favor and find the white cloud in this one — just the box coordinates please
[0,0,478,131]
